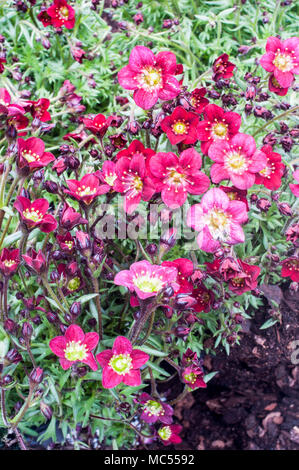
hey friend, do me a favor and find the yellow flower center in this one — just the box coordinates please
[133,273,164,293]
[184,372,197,384]
[65,240,74,250]
[22,150,40,163]
[172,120,189,135]
[109,353,133,375]
[274,52,293,72]
[59,6,69,19]
[3,259,15,267]
[64,340,88,362]
[158,426,172,441]
[206,208,230,241]
[67,277,80,291]
[22,209,43,223]
[145,400,163,416]
[142,67,162,87]
[212,121,228,138]
[105,173,117,186]
[225,151,248,174]
[133,175,143,191]
[77,185,97,198]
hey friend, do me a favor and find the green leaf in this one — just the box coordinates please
[260,318,278,330]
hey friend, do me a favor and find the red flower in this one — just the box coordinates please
[116,140,155,168]
[208,133,267,190]
[17,137,55,173]
[268,74,289,96]
[47,0,76,29]
[37,9,52,27]
[23,249,46,274]
[59,203,88,230]
[56,263,84,296]
[0,248,20,277]
[0,55,6,75]
[219,185,249,211]
[212,54,236,81]
[281,257,299,282]
[95,161,118,193]
[149,148,210,209]
[138,392,173,424]
[57,232,75,252]
[182,364,207,390]
[157,424,182,446]
[260,36,299,88]
[64,173,108,206]
[191,285,214,313]
[96,336,149,389]
[26,98,51,122]
[228,260,261,294]
[82,114,112,138]
[161,106,200,145]
[118,45,181,110]
[255,145,285,190]
[162,258,194,293]
[14,196,57,233]
[197,104,241,155]
[49,324,99,371]
[290,170,299,197]
[70,46,85,64]
[114,155,156,214]
[190,87,209,113]
[109,133,128,149]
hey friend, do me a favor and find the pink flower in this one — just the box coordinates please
[0,248,20,277]
[208,133,267,190]
[95,161,118,193]
[114,260,179,300]
[157,424,182,446]
[118,45,181,109]
[23,249,46,274]
[14,196,57,233]
[197,104,241,155]
[114,155,156,214]
[64,173,109,205]
[290,170,299,197]
[187,188,248,253]
[96,336,149,388]
[149,148,210,209]
[49,324,99,371]
[255,145,285,190]
[260,36,299,88]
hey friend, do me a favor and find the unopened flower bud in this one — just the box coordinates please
[29,367,44,385]
[40,401,53,420]
[278,202,292,216]
[70,301,81,318]
[21,321,33,340]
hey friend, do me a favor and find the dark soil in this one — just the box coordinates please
[152,286,299,450]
